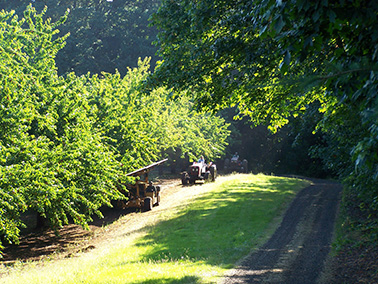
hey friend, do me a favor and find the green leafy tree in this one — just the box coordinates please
[0,6,123,250]
[85,58,230,172]
[85,59,161,171]
[150,0,378,214]
[149,92,230,168]
[0,5,65,247]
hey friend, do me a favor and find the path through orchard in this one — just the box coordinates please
[221,179,342,284]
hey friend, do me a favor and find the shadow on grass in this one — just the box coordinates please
[2,207,133,263]
[129,275,201,284]
[134,176,307,267]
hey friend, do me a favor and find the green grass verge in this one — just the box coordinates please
[0,174,310,284]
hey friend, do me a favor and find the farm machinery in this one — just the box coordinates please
[118,158,167,211]
[181,161,217,185]
[224,155,248,173]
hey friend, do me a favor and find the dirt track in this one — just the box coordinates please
[221,178,342,284]
[1,178,184,263]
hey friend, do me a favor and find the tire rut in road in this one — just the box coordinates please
[221,179,342,284]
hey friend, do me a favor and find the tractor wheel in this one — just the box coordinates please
[204,172,210,181]
[155,192,160,206]
[210,165,217,182]
[224,158,230,171]
[181,173,189,185]
[143,197,152,211]
[242,159,248,173]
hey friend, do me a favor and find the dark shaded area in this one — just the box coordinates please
[331,243,378,283]
[327,187,378,283]
[130,275,201,284]
[217,108,330,179]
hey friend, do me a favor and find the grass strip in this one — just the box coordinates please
[0,174,310,284]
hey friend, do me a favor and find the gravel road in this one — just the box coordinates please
[221,179,342,284]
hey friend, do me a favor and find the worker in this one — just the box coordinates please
[198,155,205,164]
[232,152,239,161]
[146,181,156,192]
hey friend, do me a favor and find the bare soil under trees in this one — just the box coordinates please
[1,177,376,283]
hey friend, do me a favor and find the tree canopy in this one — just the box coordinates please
[150,0,378,216]
[0,5,230,252]
[0,0,161,75]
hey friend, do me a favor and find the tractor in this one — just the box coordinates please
[118,159,167,211]
[224,156,248,173]
[181,161,217,185]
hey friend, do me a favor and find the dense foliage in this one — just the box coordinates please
[0,0,160,75]
[84,57,229,168]
[0,0,316,176]
[150,0,378,223]
[0,5,121,248]
[0,6,230,253]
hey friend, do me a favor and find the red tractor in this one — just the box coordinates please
[181,161,217,185]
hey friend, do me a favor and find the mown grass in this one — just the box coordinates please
[0,174,310,284]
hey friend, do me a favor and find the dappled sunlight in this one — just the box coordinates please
[223,267,287,284]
